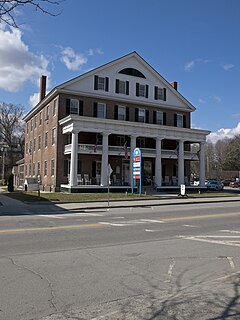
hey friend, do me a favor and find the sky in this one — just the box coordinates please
[0,0,240,143]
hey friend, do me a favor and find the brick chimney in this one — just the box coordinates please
[39,75,47,102]
[170,81,178,90]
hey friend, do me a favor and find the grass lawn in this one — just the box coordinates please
[3,189,239,203]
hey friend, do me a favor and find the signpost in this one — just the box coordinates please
[132,148,142,195]
[107,164,113,207]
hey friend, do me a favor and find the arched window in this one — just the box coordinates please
[119,68,146,78]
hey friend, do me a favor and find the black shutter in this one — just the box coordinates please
[163,112,166,125]
[126,107,129,121]
[145,85,149,98]
[66,99,70,115]
[92,161,96,178]
[174,114,177,127]
[116,79,119,93]
[146,110,149,123]
[79,100,83,116]
[114,105,118,120]
[135,108,139,122]
[63,160,68,177]
[105,77,109,92]
[183,115,187,128]
[154,86,158,100]
[126,81,129,95]
[94,75,98,90]
[163,88,166,101]
[77,160,81,174]
[153,110,156,124]
[93,102,98,117]
[136,83,140,97]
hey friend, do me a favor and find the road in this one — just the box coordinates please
[0,200,240,319]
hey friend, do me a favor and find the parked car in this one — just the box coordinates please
[229,181,240,188]
[206,180,224,191]
[221,179,234,186]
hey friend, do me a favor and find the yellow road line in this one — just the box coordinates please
[161,212,240,221]
[0,223,102,233]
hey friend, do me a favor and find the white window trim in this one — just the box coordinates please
[97,103,106,118]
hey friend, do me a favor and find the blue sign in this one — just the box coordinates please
[132,148,142,194]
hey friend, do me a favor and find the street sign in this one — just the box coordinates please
[180,184,185,196]
[132,148,142,194]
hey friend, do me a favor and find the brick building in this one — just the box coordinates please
[23,52,210,192]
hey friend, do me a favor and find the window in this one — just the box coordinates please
[26,122,29,134]
[26,143,28,154]
[115,79,129,95]
[154,86,166,101]
[45,105,49,120]
[156,111,164,125]
[31,119,33,131]
[38,135,41,150]
[114,105,129,121]
[45,132,48,147]
[174,114,186,128]
[39,111,42,125]
[116,136,125,146]
[52,128,56,145]
[136,83,148,98]
[37,162,40,176]
[33,138,36,152]
[29,161,32,176]
[29,141,32,154]
[51,160,55,176]
[66,99,83,115]
[53,99,57,116]
[33,163,35,176]
[119,68,146,78]
[25,165,27,176]
[93,102,106,118]
[44,161,47,176]
[34,116,37,129]
[138,108,145,122]
[94,75,109,91]
[138,138,145,148]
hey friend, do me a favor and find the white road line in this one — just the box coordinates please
[37,215,65,219]
[180,236,240,247]
[227,257,235,270]
[182,224,197,227]
[145,229,159,232]
[99,222,127,226]
[220,230,240,234]
[140,219,165,223]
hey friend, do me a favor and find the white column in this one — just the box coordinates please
[69,131,78,187]
[199,142,206,187]
[100,132,109,186]
[178,140,185,186]
[155,137,162,187]
[130,135,137,189]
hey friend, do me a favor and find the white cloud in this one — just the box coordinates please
[0,25,50,92]
[184,60,195,71]
[212,95,222,103]
[207,122,240,144]
[29,92,40,108]
[198,98,205,104]
[223,63,234,71]
[61,47,87,71]
[87,48,104,56]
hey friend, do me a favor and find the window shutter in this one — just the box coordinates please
[105,77,109,92]
[136,83,140,97]
[163,112,166,125]
[93,102,98,117]
[116,79,119,93]
[126,81,129,95]
[135,108,139,122]
[92,161,96,178]
[183,115,186,128]
[79,100,83,116]
[146,110,149,123]
[94,75,98,90]
[114,105,118,120]
[153,110,156,124]
[66,99,70,115]
[154,87,158,100]
[126,107,129,121]
[163,88,166,101]
[145,85,149,98]
[174,114,177,127]
[63,160,68,177]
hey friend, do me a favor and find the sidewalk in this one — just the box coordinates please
[1,192,240,215]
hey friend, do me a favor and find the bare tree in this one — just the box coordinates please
[0,0,62,28]
[0,102,25,175]
[223,135,240,171]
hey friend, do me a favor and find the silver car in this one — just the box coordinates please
[206,180,224,191]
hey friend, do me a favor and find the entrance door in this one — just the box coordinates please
[122,160,130,185]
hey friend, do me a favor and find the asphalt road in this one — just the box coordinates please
[1,201,240,319]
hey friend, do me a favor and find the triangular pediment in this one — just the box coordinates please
[58,52,195,112]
